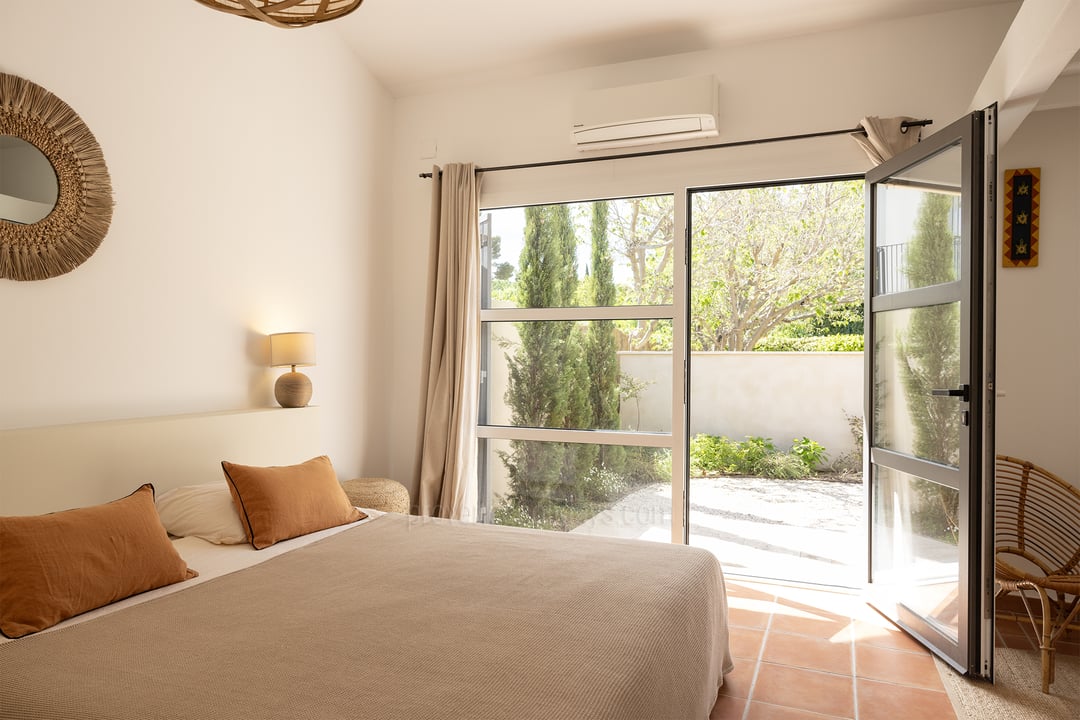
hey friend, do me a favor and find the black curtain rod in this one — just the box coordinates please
[418,119,931,178]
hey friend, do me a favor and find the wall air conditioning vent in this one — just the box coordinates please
[571,75,718,151]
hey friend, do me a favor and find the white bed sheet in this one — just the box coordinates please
[0,508,382,645]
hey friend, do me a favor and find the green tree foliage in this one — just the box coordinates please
[690,181,864,351]
[607,196,676,349]
[585,203,619,430]
[752,334,863,352]
[895,191,961,541]
[493,262,514,281]
[584,202,625,471]
[502,205,583,513]
[898,193,960,463]
[757,302,865,350]
[485,232,516,301]
[500,201,657,523]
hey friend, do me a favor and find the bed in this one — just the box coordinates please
[0,409,733,720]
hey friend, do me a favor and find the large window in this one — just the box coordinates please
[477,196,679,538]
[476,179,867,558]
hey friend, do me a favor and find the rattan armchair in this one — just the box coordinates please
[995,454,1080,693]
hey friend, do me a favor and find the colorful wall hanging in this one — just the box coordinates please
[1003,168,1039,267]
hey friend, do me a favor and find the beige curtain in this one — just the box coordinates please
[852,116,923,165]
[416,163,481,520]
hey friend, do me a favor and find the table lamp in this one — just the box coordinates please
[269,332,315,408]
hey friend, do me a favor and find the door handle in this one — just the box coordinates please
[931,384,969,401]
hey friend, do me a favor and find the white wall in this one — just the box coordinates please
[996,106,1080,483]
[0,2,393,482]
[386,4,1019,498]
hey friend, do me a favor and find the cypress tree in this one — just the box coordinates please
[899,192,960,463]
[895,191,961,540]
[584,202,625,471]
[503,204,585,516]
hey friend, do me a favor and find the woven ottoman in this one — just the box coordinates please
[340,477,410,514]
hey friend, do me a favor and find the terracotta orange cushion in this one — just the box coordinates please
[221,455,365,550]
[0,484,197,639]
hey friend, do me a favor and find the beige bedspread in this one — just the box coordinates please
[0,513,732,720]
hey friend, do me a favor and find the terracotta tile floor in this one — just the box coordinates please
[711,579,957,720]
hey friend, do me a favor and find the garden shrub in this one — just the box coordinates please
[753,334,864,352]
[791,436,829,471]
[579,465,626,502]
[735,436,777,471]
[690,434,828,478]
[690,434,736,474]
[756,452,809,479]
[493,499,554,530]
[830,411,864,475]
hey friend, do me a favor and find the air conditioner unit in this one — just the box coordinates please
[571,75,718,151]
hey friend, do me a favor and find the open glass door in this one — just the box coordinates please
[865,109,995,677]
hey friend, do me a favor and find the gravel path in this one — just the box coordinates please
[573,475,865,586]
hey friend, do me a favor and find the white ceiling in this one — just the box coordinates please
[334,0,1019,96]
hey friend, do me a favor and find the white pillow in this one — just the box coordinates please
[155,483,247,545]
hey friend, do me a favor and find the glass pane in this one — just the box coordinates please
[481,437,672,540]
[873,145,962,295]
[872,464,960,642]
[0,137,59,224]
[480,196,674,309]
[873,305,961,466]
[689,180,865,351]
[482,320,672,432]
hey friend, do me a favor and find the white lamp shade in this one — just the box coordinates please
[270,332,315,368]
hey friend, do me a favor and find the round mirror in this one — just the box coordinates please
[0,135,59,224]
[0,72,113,281]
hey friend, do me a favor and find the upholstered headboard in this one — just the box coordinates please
[0,407,321,517]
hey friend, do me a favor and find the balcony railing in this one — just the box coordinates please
[875,236,961,295]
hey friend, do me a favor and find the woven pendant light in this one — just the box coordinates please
[193,0,363,29]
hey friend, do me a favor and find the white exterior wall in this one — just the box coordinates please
[623,352,865,462]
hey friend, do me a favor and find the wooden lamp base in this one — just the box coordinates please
[275,371,312,408]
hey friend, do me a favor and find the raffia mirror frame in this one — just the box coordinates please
[0,72,113,281]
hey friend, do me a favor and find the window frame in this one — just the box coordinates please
[476,194,688,542]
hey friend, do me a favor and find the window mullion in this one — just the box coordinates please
[480,304,673,323]
[476,425,671,448]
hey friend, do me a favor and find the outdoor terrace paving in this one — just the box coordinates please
[573,475,865,587]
